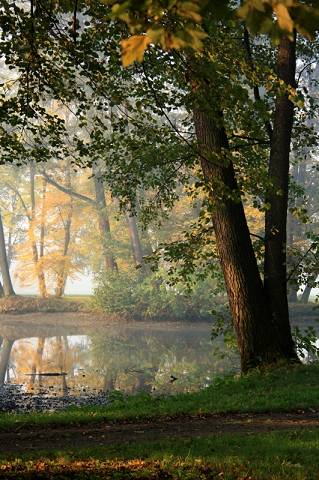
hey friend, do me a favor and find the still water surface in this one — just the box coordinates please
[0,316,239,397]
[1,311,318,400]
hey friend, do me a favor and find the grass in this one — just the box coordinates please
[0,295,87,313]
[1,364,319,478]
[1,363,319,430]
[1,429,319,479]
[64,294,93,305]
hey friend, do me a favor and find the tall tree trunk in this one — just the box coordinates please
[287,208,298,302]
[0,210,15,296]
[136,195,154,257]
[301,284,313,304]
[264,34,297,358]
[55,203,72,297]
[55,165,73,297]
[30,162,47,297]
[92,163,118,272]
[193,107,287,372]
[39,178,47,259]
[0,338,14,386]
[126,213,144,268]
[7,191,18,269]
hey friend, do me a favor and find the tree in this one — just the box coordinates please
[30,162,48,297]
[105,2,318,369]
[0,0,318,371]
[92,162,118,272]
[0,209,15,297]
[263,34,297,358]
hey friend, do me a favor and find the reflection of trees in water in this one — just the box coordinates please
[0,325,239,394]
[30,337,45,386]
[89,328,239,394]
[6,336,90,394]
[0,338,14,385]
[89,330,158,393]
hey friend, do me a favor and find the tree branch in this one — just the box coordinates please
[287,244,316,282]
[250,232,265,242]
[41,172,96,206]
[4,183,31,221]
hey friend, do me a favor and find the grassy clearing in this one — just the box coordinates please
[1,363,319,430]
[0,295,88,314]
[64,294,93,306]
[1,429,319,479]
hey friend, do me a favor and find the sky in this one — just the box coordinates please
[13,273,94,296]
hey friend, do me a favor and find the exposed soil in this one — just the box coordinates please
[1,411,319,454]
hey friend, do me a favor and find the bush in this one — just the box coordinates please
[93,269,226,322]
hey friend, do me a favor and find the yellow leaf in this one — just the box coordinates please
[121,35,151,67]
[273,4,293,33]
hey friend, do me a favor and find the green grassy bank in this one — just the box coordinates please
[1,364,319,430]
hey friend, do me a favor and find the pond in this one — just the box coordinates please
[0,313,239,408]
[1,310,318,411]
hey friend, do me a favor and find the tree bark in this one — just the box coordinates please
[30,162,47,297]
[301,284,313,304]
[92,163,118,272]
[193,107,288,372]
[7,191,18,269]
[39,178,47,259]
[126,213,144,268]
[55,165,73,297]
[0,338,14,386]
[55,203,72,297]
[287,207,298,302]
[42,172,96,206]
[264,34,297,358]
[0,210,15,296]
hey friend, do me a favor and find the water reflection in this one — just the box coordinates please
[0,319,239,396]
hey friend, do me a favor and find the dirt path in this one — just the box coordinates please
[1,412,319,454]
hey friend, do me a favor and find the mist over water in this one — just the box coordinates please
[1,307,318,408]
[0,317,239,398]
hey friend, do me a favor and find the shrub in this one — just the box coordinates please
[93,269,226,322]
